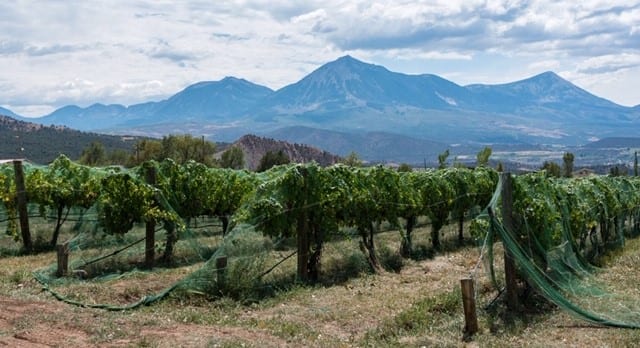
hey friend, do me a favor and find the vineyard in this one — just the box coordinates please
[2,155,640,345]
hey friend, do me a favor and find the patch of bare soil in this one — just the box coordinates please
[136,324,292,348]
[0,297,90,347]
[0,295,294,347]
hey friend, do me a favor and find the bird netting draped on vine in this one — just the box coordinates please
[473,172,640,328]
[6,154,640,327]
[0,157,500,310]
[24,160,303,310]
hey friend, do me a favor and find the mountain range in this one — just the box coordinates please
[4,55,640,163]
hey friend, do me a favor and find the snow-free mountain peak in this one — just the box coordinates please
[184,76,270,91]
[154,76,273,121]
[256,55,474,116]
[466,70,622,111]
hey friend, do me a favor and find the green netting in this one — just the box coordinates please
[475,173,640,328]
[2,159,498,311]
[32,223,289,310]
[24,160,296,310]
[10,155,640,329]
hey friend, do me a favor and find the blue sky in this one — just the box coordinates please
[0,1,638,116]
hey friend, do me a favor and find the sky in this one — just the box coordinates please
[0,1,639,117]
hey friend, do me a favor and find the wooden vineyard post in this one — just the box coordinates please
[460,278,478,336]
[296,167,310,283]
[297,216,310,283]
[13,160,32,253]
[216,256,227,289]
[56,241,70,277]
[500,172,519,310]
[144,165,157,269]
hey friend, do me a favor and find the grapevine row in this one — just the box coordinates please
[4,155,639,284]
[509,173,640,265]
[0,156,497,267]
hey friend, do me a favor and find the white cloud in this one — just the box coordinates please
[291,9,327,24]
[368,48,473,62]
[528,59,561,71]
[7,104,56,118]
[576,53,640,74]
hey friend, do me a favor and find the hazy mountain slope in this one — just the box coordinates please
[0,106,20,119]
[36,77,273,131]
[134,77,273,123]
[466,72,630,122]
[584,137,640,148]
[253,55,475,119]
[265,126,453,163]
[41,104,128,130]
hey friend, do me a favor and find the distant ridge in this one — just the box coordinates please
[265,126,452,163]
[584,137,640,149]
[36,76,273,130]
[231,134,341,170]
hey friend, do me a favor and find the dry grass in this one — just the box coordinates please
[2,220,640,347]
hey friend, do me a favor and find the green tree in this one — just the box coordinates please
[220,146,245,169]
[108,149,130,166]
[541,161,561,178]
[453,158,466,168]
[161,135,216,166]
[130,135,216,166]
[438,149,450,169]
[27,155,101,247]
[609,166,627,177]
[476,146,492,167]
[257,150,290,172]
[341,151,363,167]
[397,163,412,172]
[562,152,575,178]
[634,151,638,177]
[78,141,106,166]
[131,139,163,166]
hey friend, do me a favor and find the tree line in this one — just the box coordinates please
[77,134,315,172]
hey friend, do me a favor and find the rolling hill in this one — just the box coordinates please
[0,115,141,164]
[229,134,341,170]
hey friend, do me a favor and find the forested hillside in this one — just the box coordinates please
[0,115,141,164]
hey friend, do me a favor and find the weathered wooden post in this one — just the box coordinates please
[216,256,228,289]
[144,165,157,269]
[296,167,310,283]
[13,160,32,253]
[460,278,478,336]
[500,172,519,310]
[56,241,70,277]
